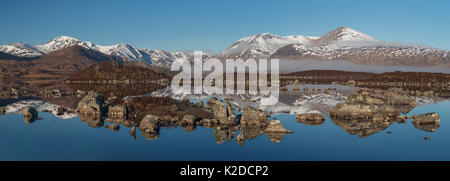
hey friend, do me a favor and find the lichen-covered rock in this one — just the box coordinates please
[77,91,105,115]
[331,103,399,120]
[240,107,269,127]
[412,112,440,132]
[139,114,161,134]
[108,104,127,118]
[208,97,236,125]
[182,114,197,125]
[296,113,325,125]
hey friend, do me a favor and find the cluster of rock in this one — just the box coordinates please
[68,78,170,86]
[205,97,236,125]
[0,88,20,99]
[329,87,441,137]
[129,96,293,144]
[0,87,90,99]
[76,91,106,116]
[331,88,417,119]
[108,105,127,120]
[206,97,293,145]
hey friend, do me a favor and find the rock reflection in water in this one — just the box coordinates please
[23,106,38,125]
[236,127,266,146]
[331,117,396,138]
[412,113,440,132]
[296,113,326,126]
[330,88,418,137]
[78,114,104,128]
[214,127,239,144]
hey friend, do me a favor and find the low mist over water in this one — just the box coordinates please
[277,59,450,74]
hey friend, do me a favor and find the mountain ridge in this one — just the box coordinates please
[1,27,450,67]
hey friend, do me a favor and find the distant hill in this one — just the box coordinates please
[68,60,169,82]
[0,46,117,79]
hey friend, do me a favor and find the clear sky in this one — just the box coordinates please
[1,0,449,53]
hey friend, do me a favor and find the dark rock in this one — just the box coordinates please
[77,91,105,115]
[57,107,69,116]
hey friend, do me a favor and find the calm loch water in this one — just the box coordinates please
[0,100,448,161]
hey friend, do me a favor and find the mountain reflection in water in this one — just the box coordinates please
[0,79,450,160]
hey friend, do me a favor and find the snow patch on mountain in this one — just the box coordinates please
[0,36,182,67]
[217,33,318,59]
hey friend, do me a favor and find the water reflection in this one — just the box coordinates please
[0,82,448,147]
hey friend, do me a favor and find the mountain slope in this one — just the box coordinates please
[216,33,318,60]
[0,46,116,79]
[271,27,450,66]
[0,36,181,67]
[310,26,376,46]
[0,42,44,57]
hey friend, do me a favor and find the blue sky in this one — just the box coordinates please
[0,0,449,53]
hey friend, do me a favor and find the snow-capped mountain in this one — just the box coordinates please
[0,42,44,57]
[270,27,450,66]
[310,26,376,46]
[2,27,450,67]
[216,33,318,60]
[35,36,97,53]
[0,36,184,67]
